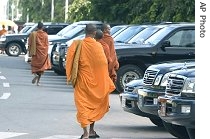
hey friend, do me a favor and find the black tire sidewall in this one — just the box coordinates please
[116,65,143,92]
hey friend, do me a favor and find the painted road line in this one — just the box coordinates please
[0,132,28,139]
[0,93,11,99]
[3,83,10,87]
[0,76,6,79]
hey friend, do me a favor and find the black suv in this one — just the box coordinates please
[158,68,195,139]
[0,22,68,56]
[115,23,195,92]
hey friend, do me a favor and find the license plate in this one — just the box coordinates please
[121,98,126,107]
[153,98,158,105]
[160,102,166,116]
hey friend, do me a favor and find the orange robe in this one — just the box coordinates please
[66,37,115,128]
[97,39,112,64]
[102,33,119,82]
[0,29,7,36]
[28,30,51,73]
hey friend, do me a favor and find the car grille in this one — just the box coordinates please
[143,69,159,85]
[166,74,186,95]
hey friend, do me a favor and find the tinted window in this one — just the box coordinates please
[114,26,147,43]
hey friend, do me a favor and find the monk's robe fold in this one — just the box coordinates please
[66,37,115,128]
[28,30,51,73]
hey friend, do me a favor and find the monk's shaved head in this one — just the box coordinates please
[85,24,97,35]
[95,29,103,40]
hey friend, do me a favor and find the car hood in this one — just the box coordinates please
[147,60,195,74]
[48,35,68,43]
[169,68,195,78]
[114,43,151,49]
[125,79,143,87]
[5,33,28,38]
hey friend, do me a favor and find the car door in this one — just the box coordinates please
[154,26,195,62]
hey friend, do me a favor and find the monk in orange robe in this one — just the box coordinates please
[101,24,119,83]
[28,22,51,86]
[95,29,112,64]
[66,24,115,139]
[0,25,7,36]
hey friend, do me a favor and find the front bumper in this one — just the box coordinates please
[158,96,195,128]
[119,93,154,117]
[138,88,165,116]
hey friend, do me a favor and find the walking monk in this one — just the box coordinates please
[66,24,115,139]
[28,22,51,86]
[101,23,119,83]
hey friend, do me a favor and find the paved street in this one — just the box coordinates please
[0,54,176,139]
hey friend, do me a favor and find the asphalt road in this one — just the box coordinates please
[0,54,176,139]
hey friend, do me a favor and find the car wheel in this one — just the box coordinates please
[116,64,144,92]
[6,43,22,56]
[163,121,190,139]
[149,117,164,127]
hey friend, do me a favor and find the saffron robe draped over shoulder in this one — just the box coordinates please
[102,33,119,82]
[28,30,51,73]
[66,37,116,128]
[0,28,7,36]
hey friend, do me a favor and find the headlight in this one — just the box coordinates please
[154,74,163,86]
[182,77,195,93]
[49,41,56,45]
[160,73,171,87]
[0,35,6,41]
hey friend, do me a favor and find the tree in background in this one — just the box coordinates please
[17,0,195,24]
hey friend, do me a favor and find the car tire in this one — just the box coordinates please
[6,42,22,57]
[163,121,190,139]
[149,117,164,127]
[116,64,144,92]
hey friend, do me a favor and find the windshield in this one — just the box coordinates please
[111,26,126,36]
[26,23,38,34]
[128,26,163,44]
[56,24,78,36]
[63,25,85,39]
[19,26,33,33]
[143,26,175,45]
[114,26,146,43]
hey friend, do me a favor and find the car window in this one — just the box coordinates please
[19,26,32,33]
[63,25,85,38]
[114,26,147,43]
[56,24,78,36]
[168,29,195,47]
[128,26,164,44]
[44,26,66,35]
[111,26,126,36]
[144,26,175,45]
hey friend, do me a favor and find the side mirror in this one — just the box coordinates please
[161,40,170,51]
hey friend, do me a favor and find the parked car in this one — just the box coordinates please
[120,59,194,127]
[119,79,164,127]
[137,59,195,116]
[0,22,68,56]
[158,68,195,139]
[115,23,195,92]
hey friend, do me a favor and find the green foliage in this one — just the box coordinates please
[18,0,195,24]
[67,0,93,22]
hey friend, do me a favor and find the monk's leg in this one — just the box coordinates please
[36,72,42,86]
[81,126,89,139]
[89,122,100,137]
